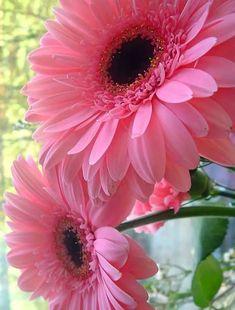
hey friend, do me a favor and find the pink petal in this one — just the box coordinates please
[42,132,78,168]
[183,3,210,44]
[191,98,232,129]
[89,119,119,165]
[101,270,137,309]
[90,181,135,228]
[126,167,154,202]
[7,249,37,268]
[131,101,152,138]
[196,138,235,166]
[68,121,101,154]
[200,13,235,45]
[129,104,166,183]
[117,273,148,303]
[45,20,84,52]
[94,234,128,269]
[165,159,191,192]
[182,37,217,65]
[18,268,44,292]
[97,254,122,281]
[124,237,158,279]
[100,163,118,196]
[165,102,208,137]
[156,80,193,103]
[172,68,217,97]
[106,125,130,181]
[196,56,235,87]
[45,107,97,132]
[97,284,112,310]
[157,103,199,169]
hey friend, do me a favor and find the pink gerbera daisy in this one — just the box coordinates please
[23,0,235,200]
[131,179,189,233]
[4,156,157,309]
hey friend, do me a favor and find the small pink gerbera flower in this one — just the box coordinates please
[23,0,235,200]
[132,179,189,233]
[4,156,157,309]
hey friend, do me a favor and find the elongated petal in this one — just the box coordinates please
[157,104,199,169]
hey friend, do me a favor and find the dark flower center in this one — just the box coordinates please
[63,226,84,267]
[107,35,155,85]
[55,218,91,279]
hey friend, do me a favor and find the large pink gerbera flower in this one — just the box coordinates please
[23,0,235,200]
[4,156,157,309]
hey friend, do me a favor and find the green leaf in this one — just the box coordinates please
[194,218,228,262]
[192,255,223,308]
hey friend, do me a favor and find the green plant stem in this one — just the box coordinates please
[117,206,235,232]
[213,189,235,200]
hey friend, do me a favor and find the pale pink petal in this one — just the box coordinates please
[44,107,97,132]
[96,242,128,271]
[156,80,193,103]
[97,254,122,281]
[129,104,166,183]
[172,68,217,97]
[182,37,217,65]
[124,237,158,279]
[165,102,208,137]
[18,269,44,292]
[89,119,119,165]
[68,121,101,154]
[106,126,130,181]
[157,103,199,169]
[90,181,135,228]
[131,101,152,138]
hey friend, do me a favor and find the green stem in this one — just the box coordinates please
[117,206,235,232]
[213,189,235,200]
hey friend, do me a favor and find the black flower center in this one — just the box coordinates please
[107,35,155,85]
[63,227,84,267]
[55,218,91,279]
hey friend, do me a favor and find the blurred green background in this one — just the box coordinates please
[1,0,57,309]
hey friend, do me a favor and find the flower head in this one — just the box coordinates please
[132,179,189,233]
[4,156,157,309]
[23,0,235,200]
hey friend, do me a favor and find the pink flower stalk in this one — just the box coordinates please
[4,156,157,309]
[132,179,189,233]
[23,0,235,201]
